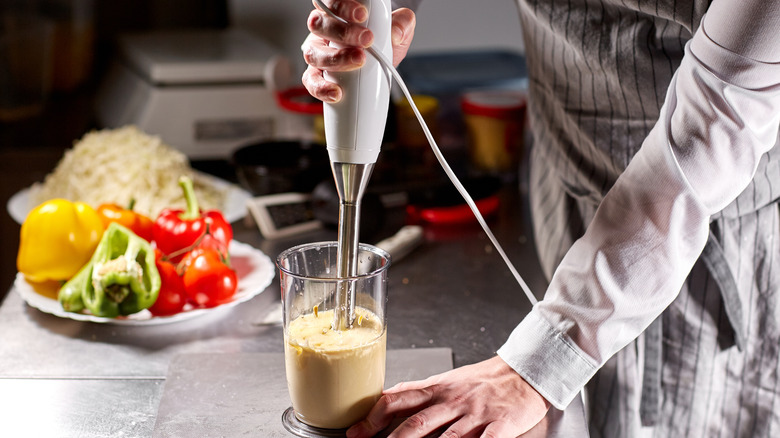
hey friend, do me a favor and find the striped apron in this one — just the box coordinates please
[515,0,780,436]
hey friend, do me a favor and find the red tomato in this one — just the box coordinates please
[195,232,230,260]
[181,248,238,308]
[148,250,187,316]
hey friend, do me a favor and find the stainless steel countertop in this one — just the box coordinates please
[0,184,588,437]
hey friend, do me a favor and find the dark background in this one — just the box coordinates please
[0,0,231,301]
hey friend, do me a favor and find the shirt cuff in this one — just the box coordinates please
[497,308,599,410]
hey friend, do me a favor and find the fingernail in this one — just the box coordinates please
[359,29,373,47]
[392,25,404,45]
[353,6,368,22]
[351,50,364,65]
[309,14,321,29]
[325,88,340,103]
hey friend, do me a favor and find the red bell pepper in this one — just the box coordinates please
[153,176,233,261]
[96,199,154,242]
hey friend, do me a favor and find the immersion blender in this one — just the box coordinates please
[322,0,393,331]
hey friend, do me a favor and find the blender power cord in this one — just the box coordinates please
[313,0,538,306]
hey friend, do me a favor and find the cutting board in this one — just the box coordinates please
[153,348,453,437]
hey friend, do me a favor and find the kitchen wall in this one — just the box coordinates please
[229,0,525,76]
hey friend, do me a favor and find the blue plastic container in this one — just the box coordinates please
[396,49,528,95]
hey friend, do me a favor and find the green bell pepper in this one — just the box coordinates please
[59,265,87,313]
[58,222,161,317]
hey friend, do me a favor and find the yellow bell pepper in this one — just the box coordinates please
[17,199,105,283]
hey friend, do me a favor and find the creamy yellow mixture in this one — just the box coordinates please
[285,307,386,429]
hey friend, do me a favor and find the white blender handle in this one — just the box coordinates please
[314,0,538,306]
[322,0,393,165]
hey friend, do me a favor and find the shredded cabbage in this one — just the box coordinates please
[30,126,226,218]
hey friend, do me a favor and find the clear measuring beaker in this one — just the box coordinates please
[277,241,390,431]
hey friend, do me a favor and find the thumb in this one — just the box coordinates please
[391,8,416,67]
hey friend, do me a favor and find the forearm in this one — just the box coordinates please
[500,7,780,409]
[500,100,713,408]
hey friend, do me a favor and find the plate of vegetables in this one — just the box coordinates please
[14,240,274,325]
[14,176,275,325]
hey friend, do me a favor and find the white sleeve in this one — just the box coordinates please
[497,13,780,409]
[703,0,780,63]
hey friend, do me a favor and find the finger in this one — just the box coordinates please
[385,374,442,394]
[436,416,489,438]
[348,388,436,438]
[302,35,366,72]
[308,7,374,48]
[390,8,416,66]
[385,380,427,394]
[480,420,521,438]
[388,403,462,438]
[302,66,342,103]
[312,0,369,23]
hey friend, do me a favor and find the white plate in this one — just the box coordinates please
[14,240,275,325]
[6,171,252,225]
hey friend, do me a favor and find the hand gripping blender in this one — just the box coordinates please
[323,0,393,331]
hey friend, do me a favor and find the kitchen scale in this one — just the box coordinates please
[95,27,298,159]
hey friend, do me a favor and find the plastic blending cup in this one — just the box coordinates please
[461,90,527,175]
[277,242,391,431]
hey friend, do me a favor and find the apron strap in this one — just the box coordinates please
[639,316,663,426]
[639,228,744,426]
[700,230,746,351]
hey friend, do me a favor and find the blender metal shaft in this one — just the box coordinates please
[331,161,374,331]
[318,0,391,331]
